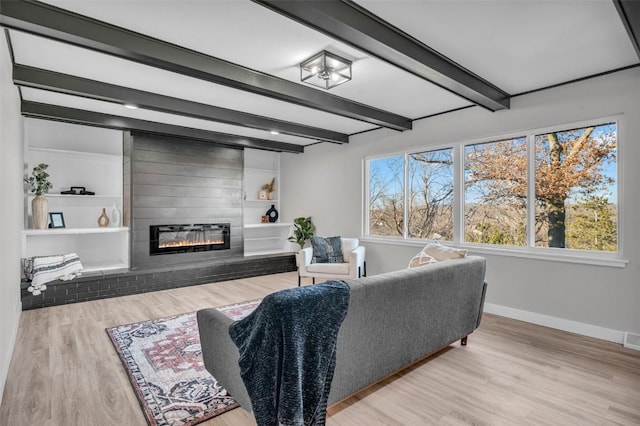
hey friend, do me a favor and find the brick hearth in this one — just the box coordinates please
[21,254,296,310]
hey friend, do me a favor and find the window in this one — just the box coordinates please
[368,155,404,237]
[534,123,617,251]
[365,119,619,256]
[464,137,527,246]
[408,148,454,240]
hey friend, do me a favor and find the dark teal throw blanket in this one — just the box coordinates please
[229,281,350,426]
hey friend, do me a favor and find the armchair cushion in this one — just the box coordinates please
[306,263,351,275]
[310,236,344,263]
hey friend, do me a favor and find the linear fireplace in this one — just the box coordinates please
[149,223,230,256]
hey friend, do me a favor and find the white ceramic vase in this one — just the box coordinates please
[32,195,48,229]
[110,204,121,227]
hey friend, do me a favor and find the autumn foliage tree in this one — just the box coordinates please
[369,123,616,252]
[465,124,617,249]
[464,138,528,245]
[535,127,616,248]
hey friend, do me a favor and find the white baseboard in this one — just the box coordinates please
[0,300,22,405]
[484,303,625,344]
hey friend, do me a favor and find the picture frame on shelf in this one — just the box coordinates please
[48,212,65,228]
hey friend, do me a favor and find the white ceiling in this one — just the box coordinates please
[4,0,638,151]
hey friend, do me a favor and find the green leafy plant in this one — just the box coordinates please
[288,216,315,249]
[24,163,53,196]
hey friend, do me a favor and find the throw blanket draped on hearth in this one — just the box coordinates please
[229,280,350,426]
[23,253,83,295]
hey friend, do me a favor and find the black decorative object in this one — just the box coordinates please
[48,212,65,228]
[60,186,95,195]
[266,204,279,223]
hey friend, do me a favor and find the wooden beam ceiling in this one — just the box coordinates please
[0,0,412,131]
[13,64,349,144]
[254,0,511,112]
[21,101,305,153]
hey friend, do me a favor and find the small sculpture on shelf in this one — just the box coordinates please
[110,204,121,227]
[98,208,110,227]
[60,186,95,195]
[265,204,279,223]
[260,177,276,200]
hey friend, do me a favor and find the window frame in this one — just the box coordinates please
[363,116,626,268]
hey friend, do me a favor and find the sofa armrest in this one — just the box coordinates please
[197,308,252,410]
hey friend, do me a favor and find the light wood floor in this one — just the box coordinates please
[1,271,639,425]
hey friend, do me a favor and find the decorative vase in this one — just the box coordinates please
[265,204,279,223]
[268,192,274,200]
[32,195,48,229]
[110,204,121,227]
[97,208,110,227]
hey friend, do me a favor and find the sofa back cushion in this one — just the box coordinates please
[328,255,486,405]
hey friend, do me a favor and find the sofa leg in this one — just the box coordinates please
[298,274,301,287]
[312,277,315,285]
[364,261,367,277]
[461,336,468,346]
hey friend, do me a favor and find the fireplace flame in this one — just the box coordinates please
[159,239,225,249]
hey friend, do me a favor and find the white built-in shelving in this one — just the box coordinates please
[243,149,293,256]
[22,119,128,273]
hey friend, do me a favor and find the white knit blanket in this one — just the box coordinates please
[24,253,84,296]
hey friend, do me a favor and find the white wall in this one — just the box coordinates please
[0,35,24,402]
[281,67,640,340]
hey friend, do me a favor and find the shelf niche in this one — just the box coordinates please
[243,149,293,256]
[23,118,128,272]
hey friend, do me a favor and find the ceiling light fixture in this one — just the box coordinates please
[123,104,138,109]
[270,130,280,135]
[300,50,352,90]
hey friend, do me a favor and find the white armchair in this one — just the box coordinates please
[297,237,366,286]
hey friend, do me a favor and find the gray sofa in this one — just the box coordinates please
[197,255,487,412]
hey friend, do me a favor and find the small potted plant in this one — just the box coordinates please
[24,163,53,229]
[288,216,315,251]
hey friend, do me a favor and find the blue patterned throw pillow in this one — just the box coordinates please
[310,236,344,263]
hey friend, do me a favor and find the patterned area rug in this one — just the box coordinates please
[107,300,261,426]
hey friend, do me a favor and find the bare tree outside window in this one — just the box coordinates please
[368,155,404,237]
[408,148,454,240]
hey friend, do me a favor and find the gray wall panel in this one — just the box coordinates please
[128,132,244,269]
[133,196,241,209]
[131,184,241,199]
[133,136,243,160]
[132,173,242,189]
[132,161,242,179]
